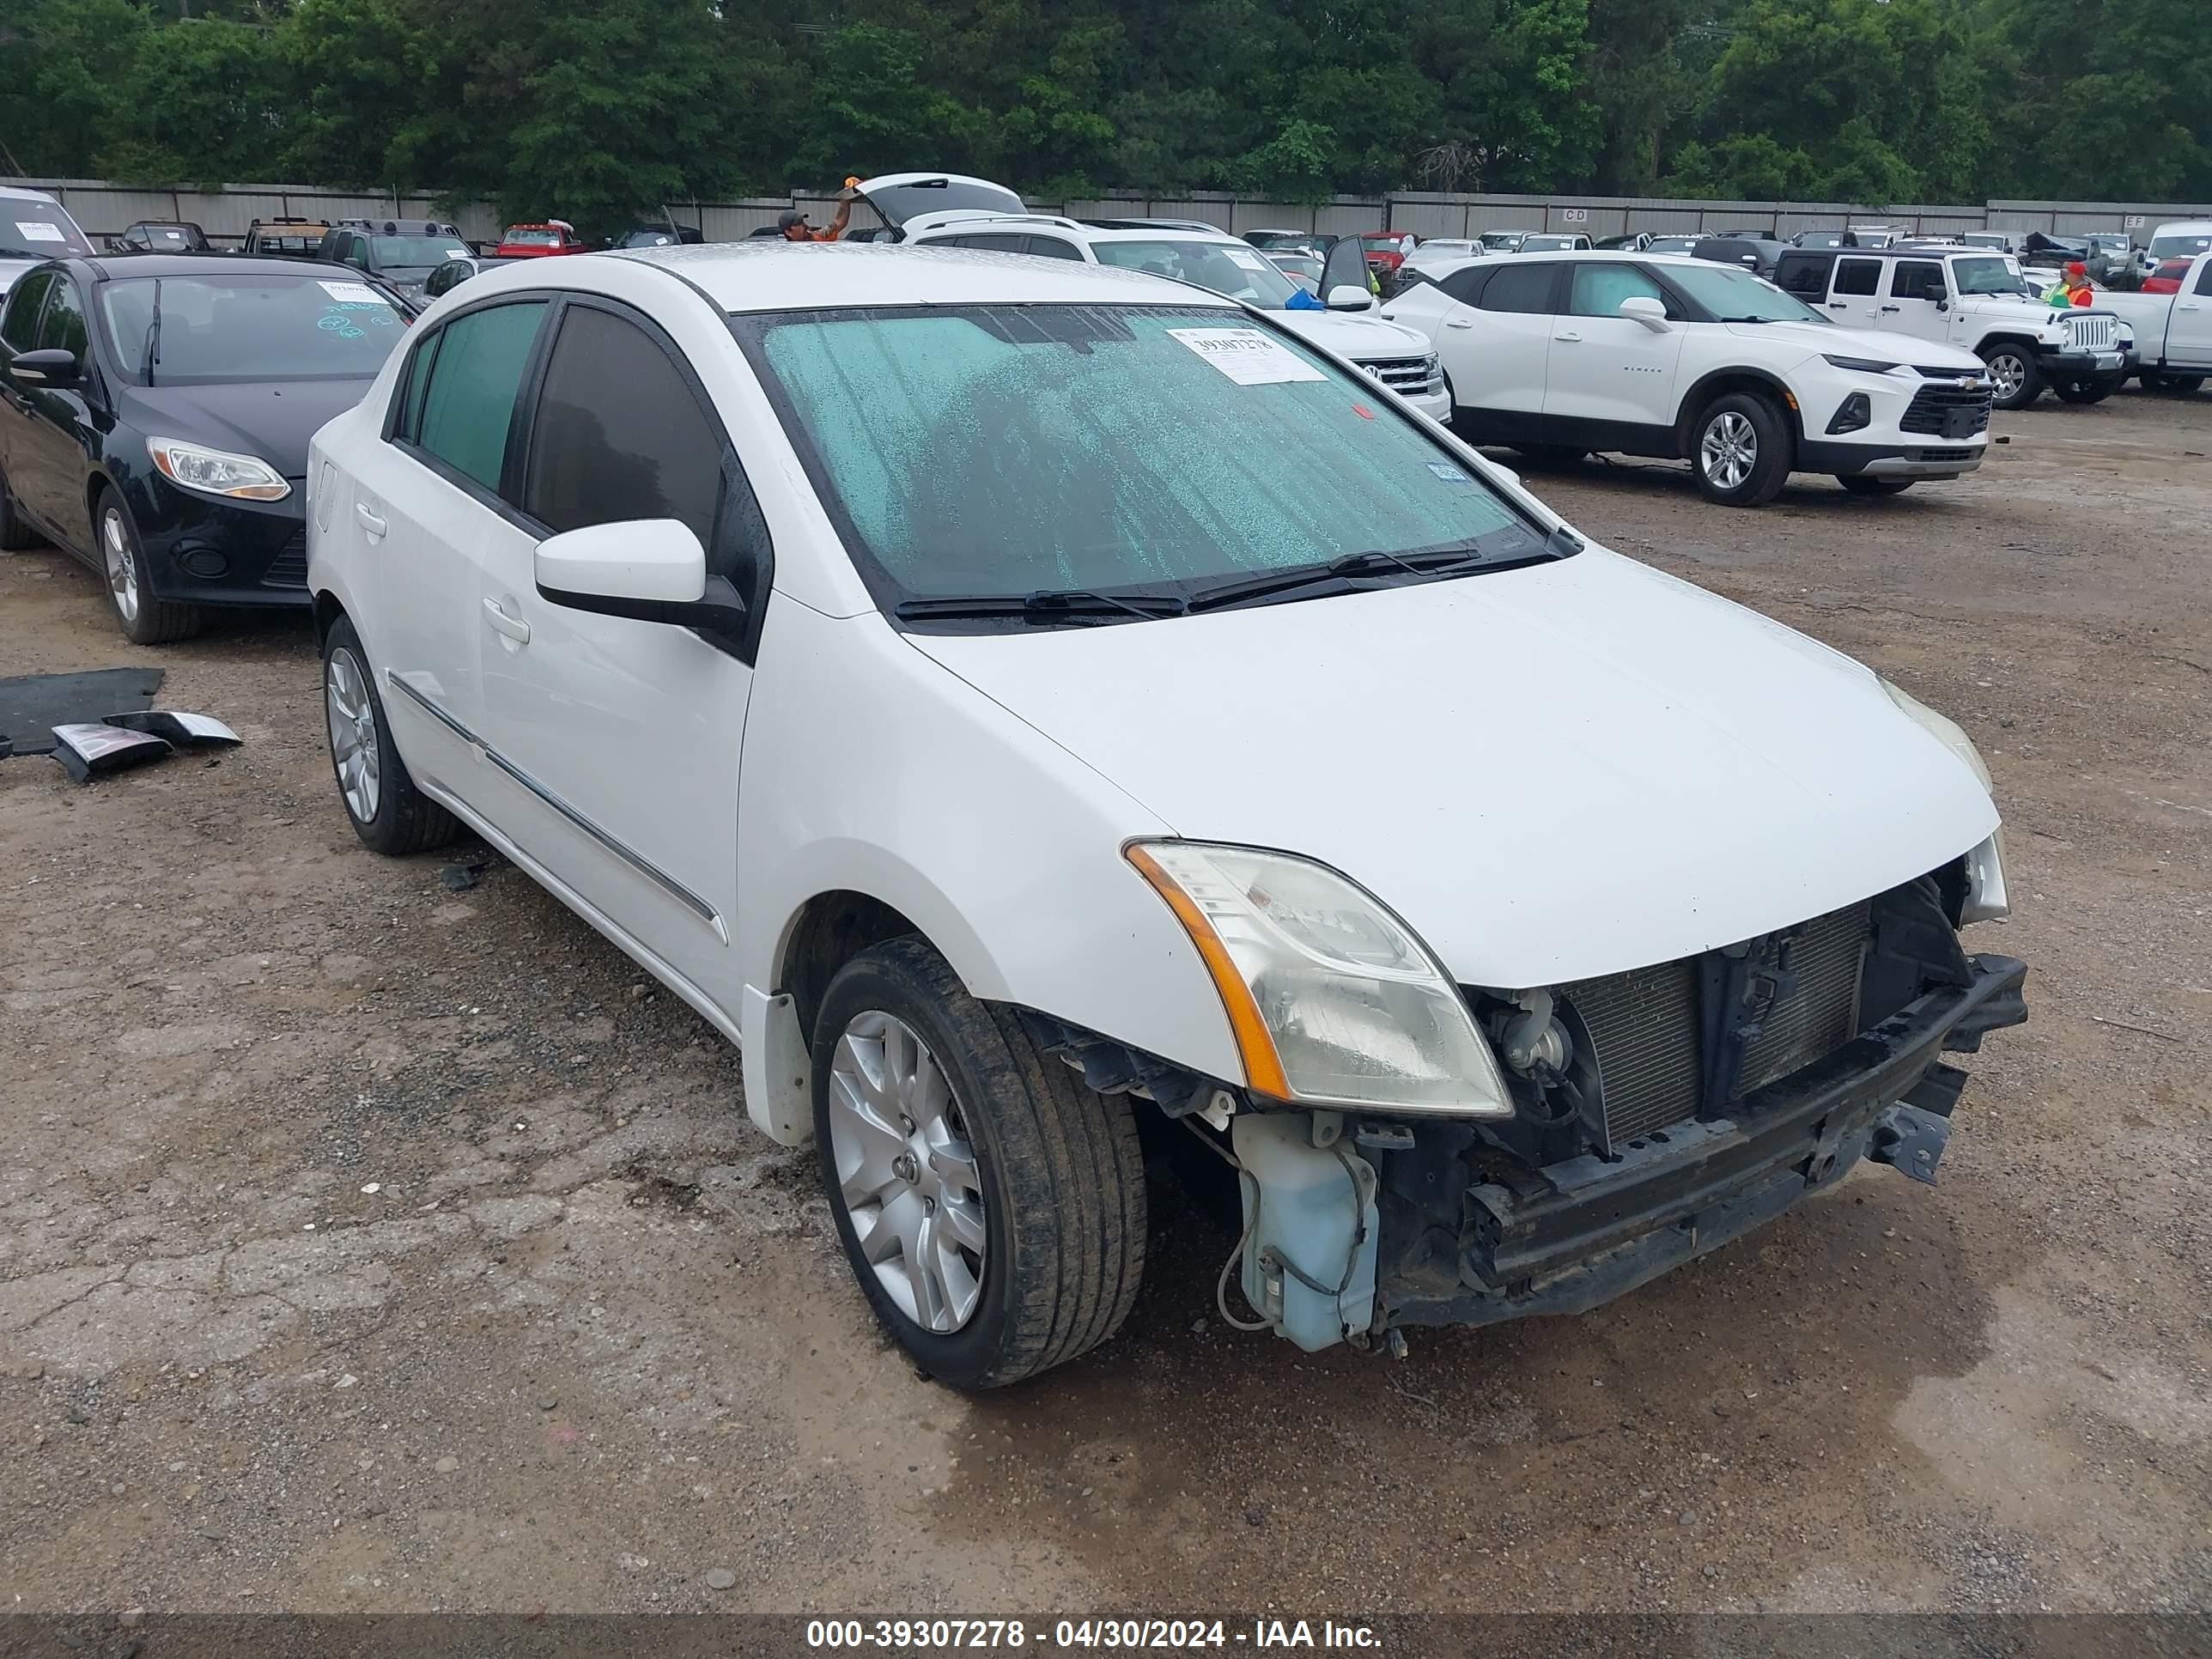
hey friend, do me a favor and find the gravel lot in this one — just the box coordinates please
[1,388,2206,1619]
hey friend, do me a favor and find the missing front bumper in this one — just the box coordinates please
[1376,952,2027,1334]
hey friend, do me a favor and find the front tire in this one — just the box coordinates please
[813,936,1147,1389]
[1979,343,2043,410]
[1838,475,1913,495]
[1691,392,1791,506]
[96,488,202,645]
[321,614,459,855]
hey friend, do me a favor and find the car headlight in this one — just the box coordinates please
[1823,354,1899,374]
[1881,679,2009,922]
[1126,842,1512,1116]
[149,437,291,502]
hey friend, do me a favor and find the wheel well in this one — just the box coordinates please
[779,890,922,1039]
[83,471,115,538]
[313,589,345,649]
[1978,333,2038,356]
[1676,371,1802,454]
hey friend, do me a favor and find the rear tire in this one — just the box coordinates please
[0,462,37,550]
[813,935,1147,1389]
[1978,342,2043,410]
[1690,392,1791,507]
[2166,374,2205,395]
[321,614,459,856]
[96,488,202,645]
[1838,476,1913,495]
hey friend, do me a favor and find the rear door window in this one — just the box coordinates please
[410,301,548,491]
[951,234,1032,255]
[1024,236,1084,261]
[1480,262,1558,314]
[1834,258,1883,296]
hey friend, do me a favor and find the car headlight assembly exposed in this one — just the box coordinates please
[1882,678,2009,922]
[1127,841,1513,1116]
[1822,354,1900,374]
[148,437,292,502]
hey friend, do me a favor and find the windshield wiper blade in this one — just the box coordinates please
[1187,534,1575,613]
[895,586,1190,624]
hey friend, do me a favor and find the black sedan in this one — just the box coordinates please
[0,254,410,643]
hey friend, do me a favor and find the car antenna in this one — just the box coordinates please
[140,277,162,387]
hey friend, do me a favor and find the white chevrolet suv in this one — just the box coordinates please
[1383,250,1996,505]
[853,173,1452,422]
[305,242,2025,1388]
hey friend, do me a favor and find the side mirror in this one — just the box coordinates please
[1326,283,1375,312]
[1618,295,1671,332]
[534,519,746,641]
[9,348,82,389]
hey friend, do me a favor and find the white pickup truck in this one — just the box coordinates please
[2094,251,2212,393]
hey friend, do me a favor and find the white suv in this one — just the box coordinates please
[305,242,2024,1387]
[1383,251,1995,505]
[858,174,1451,423]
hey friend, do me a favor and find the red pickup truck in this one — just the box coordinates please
[1358,230,1416,276]
[494,221,587,258]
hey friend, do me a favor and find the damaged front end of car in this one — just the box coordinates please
[1066,857,2026,1357]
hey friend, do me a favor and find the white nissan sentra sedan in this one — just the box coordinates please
[306,242,2027,1388]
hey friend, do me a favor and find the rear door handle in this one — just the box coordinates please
[1828,301,1849,309]
[355,501,386,538]
[1553,331,1582,343]
[482,595,531,644]
[1444,316,1474,329]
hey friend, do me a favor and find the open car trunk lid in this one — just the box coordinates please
[854,173,1026,234]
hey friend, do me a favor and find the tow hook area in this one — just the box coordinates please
[1871,1102,1953,1186]
[1231,1113,1379,1352]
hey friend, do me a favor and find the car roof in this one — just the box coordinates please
[0,185,63,204]
[605,240,1246,313]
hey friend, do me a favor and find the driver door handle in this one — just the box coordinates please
[1880,304,1901,313]
[355,501,386,538]
[482,595,532,644]
[1444,316,1474,329]
[1553,331,1582,343]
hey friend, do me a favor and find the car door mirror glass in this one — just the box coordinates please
[9,347,81,388]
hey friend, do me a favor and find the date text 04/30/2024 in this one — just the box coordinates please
[804,1619,1382,1649]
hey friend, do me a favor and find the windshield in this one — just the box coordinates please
[1478,234,1521,247]
[1665,263,1826,323]
[1091,240,1301,307]
[1953,256,2027,296]
[1647,237,1697,253]
[503,228,562,246]
[739,303,1540,619]
[2149,231,2212,260]
[3,205,95,260]
[369,235,469,274]
[98,274,407,385]
[1521,236,1577,251]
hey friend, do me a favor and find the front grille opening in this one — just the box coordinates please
[1901,383,1993,438]
[1554,901,1872,1153]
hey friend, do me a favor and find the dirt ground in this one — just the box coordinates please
[1,387,2206,1623]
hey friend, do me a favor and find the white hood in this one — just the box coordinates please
[911,548,1997,988]
[1727,319,1989,369]
[1273,308,1432,363]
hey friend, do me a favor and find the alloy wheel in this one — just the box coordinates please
[101,508,139,625]
[1986,352,2027,402]
[1700,410,1757,492]
[827,1011,988,1334]
[325,647,382,823]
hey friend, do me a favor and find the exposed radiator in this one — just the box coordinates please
[1558,902,1873,1150]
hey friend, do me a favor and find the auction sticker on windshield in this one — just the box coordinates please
[318,280,386,305]
[15,222,66,242]
[1167,327,1326,386]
